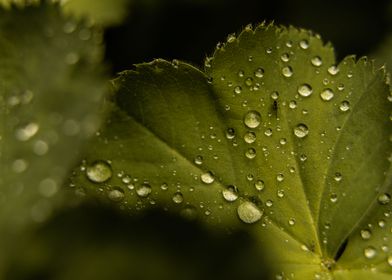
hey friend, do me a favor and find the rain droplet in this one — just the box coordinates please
[378,193,391,205]
[194,155,203,165]
[294,124,309,138]
[136,183,152,198]
[299,40,309,49]
[334,172,342,182]
[282,66,293,77]
[254,68,264,78]
[244,131,256,144]
[172,192,184,204]
[360,229,372,240]
[226,128,236,139]
[15,122,39,141]
[245,77,253,86]
[328,65,339,75]
[329,193,338,203]
[237,201,263,224]
[227,33,236,43]
[222,185,239,202]
[289,100,297,109]
[320,88,334,101]
[270,91,279,100]
[364,246,377,259]
[264,129,273,137]
[276,173,284,182]
[86,161,112,183]
[298,84,313,97]
[279,138,287,145]
[201,171,215,184]
[281,53,290,62]
[244,110,261,128]
[288,218,296,226]
[254,180,265,191]
[234,86,242,94]
[245,148,256,159]
[311,56,322,67]
[339,101,350,112]
[108,188,125,202]
[387,256,392,267]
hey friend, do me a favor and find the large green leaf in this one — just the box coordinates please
[71,23,392,278]
[0,1,107,271]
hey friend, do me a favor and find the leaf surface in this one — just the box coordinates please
[71,23,392,278]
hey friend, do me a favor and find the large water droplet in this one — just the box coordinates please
[299,40,309,49]
[201,171,215,184]
[320,88,334,101]
[86,161,112,183]
[237,201,263,224]
[298,84,313,97]
[222,185,239,202]
[244,110,261,128]
[136,183,152,197]
[311,56,322,67]
[293,124,309,138]
[245,148,256,159]
[244,131,256,144]
[328,65,339,75]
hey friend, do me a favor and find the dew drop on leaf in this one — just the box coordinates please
[299,40,309,49]
[244,131,256,143]
[234,86,242,94]
[86,161,112,183]
[289,100,297,109]
[298,84,313,97]
[136,183,152,197]
[201,171,215,184]
[293,124,309,138]
[334,172,342,182]
[387,256,392,267]
[254,67,264,78]
[245,148,256,159]
[360,229,372,240]
[244,110,261,128]
[328,65,339,75]
[378,193,391,205]
[364,246,377,259]
[194,155,203,165]
[311,56,322,67]
[108,188,125,202]
[276,173,285,182]
[281,66,293,77]
[225,128,236,139]
[288,218,296,226]
[172,192,184,204]
[222,185,239,202]
[320,88,334,101]
[339,101,350,112]
[254,180,265,191]
[15,122,39,141]
[237,201,263,224]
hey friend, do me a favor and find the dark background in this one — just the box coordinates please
[105,0,392,74]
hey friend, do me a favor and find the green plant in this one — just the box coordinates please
[1,1,392,279]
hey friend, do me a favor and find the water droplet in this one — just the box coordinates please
[298,84,313,97]
[234,86,242,94]
[320,88,334,101]
[254,180,265,191]
[339,101,350,112]
[265,200,273,207]
[294,124,309,138]
[245,77,253,86]
[387,256,392,266]
[86,161,112,183]
[136,183,152,198]
[364,246,377,259]
[288,218,296,226]
[172,192,184,204]
[281,53,290,62]
[289,100,297,109]
[237,201,263,224]
[108,188,125,202]
[270,91,279,100]
[378,193,391,205]
[311,56,322,67]
[276,173,284,182]
[299,40,309,49]
[264,129,273,137]
[254,68,264,78]
[160,183,168,190]
[15,122,39,141]
[277,189,285,198]
[194,155,203,165]
[33,140,49,156]
[279,138,287,145]
[245,148,256,159]
[334,172,342,182]
[300,154,307,162]
[360,229,372,240]
[282,66,293,77]
[227,33,236,43]
[244,110,261,128]
[201,171,215,184]
[226,128,236,139]
[222,185,239,202]
[244,131,256,144]
[329,193,338,203]
[328,65,339,75]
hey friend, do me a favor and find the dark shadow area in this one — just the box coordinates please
[105,0,390,73]
[5,203,271,280]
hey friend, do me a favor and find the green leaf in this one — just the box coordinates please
[0,0,106,252]
[0,0,132,26]
[70,23,392,278]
